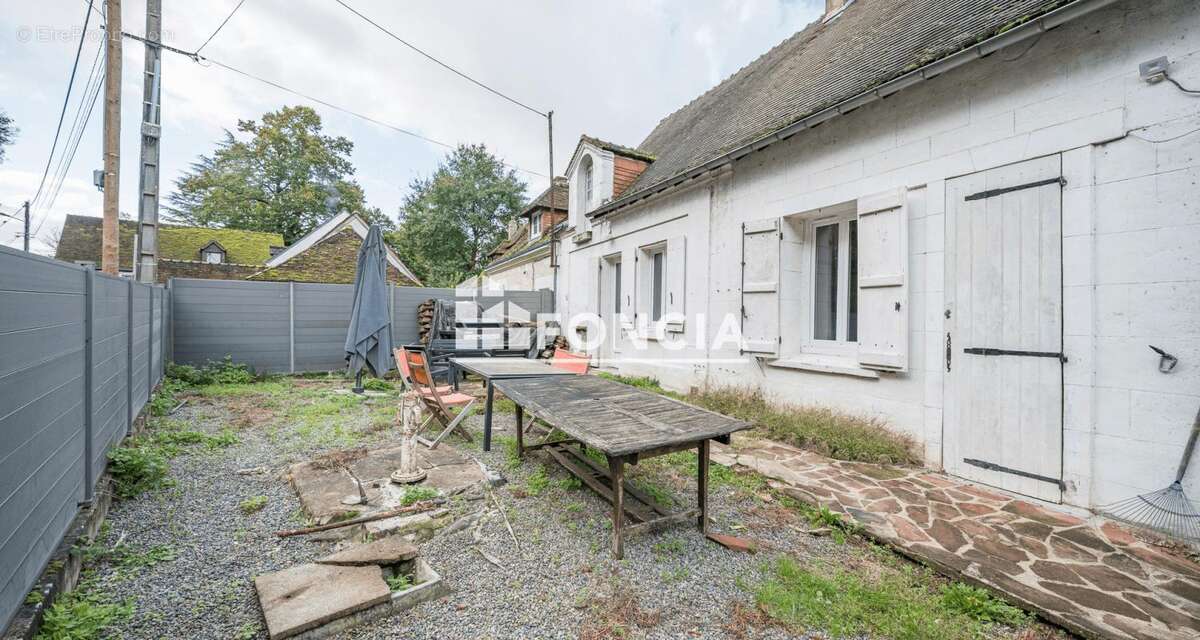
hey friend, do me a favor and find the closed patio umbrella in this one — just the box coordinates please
[345,224,393,392]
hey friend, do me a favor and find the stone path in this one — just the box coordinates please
[711,439,1200,640]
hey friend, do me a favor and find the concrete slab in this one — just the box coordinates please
[289,442,486,523]
[254,564,391,640]
[317,536,418,567]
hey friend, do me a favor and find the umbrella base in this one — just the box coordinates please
[390,469,427,484]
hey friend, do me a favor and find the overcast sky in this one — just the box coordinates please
[0,0,822,254]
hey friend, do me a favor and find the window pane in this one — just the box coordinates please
[614,262,622,314]
[652,251,664,321]
[848,220,858,342]
[813,224,838,340]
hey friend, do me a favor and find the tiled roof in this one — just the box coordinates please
[522,177,569,216]
[624,0,1078,199]
[53,214,284,268]
[579,136,656,164]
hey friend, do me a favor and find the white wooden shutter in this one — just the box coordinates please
[621,249,636,324]
[856,188,908,371]
[664,236,686,331]
[740,219,780,356]
[590,256,602,315]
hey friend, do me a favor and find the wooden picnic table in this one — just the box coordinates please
[492,375,752,558]
[448,357,577,451]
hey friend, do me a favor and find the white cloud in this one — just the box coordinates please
[0,0,823,256]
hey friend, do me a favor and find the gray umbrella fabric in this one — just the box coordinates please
[345,224,393,378]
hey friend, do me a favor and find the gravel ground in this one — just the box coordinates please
[85,378,1035,640]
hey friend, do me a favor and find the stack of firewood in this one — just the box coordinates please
[416,299,436,344]
[537,335,569,359]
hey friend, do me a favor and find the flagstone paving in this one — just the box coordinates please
[711,439,1200,640]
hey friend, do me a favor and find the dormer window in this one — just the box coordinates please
[581,155,594,212]
[200,240,226,264]
[530,211,543,240]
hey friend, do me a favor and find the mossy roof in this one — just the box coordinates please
[54,214,283,267]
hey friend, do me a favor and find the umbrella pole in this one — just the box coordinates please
[353,369,365,394]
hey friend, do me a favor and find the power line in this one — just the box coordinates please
[122,32,548,178]
[30,0,96,208]
[331,0,546,118]
[35,63,105,237]
[196,0,249,55]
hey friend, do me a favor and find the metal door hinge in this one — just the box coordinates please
[963,347,1067,363]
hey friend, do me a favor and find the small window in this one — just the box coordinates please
[651,249,665,321]
[810,216,857,344]
[203,250,223,264]
[579,155,594,214]
[530,212,543,240]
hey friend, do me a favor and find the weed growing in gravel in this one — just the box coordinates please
[559,475,583,491]
[652,537,686,557]
[525,466,552,496]
[940,583,1028,626]
[494,435,521,469]
[233,623,259,640]
[36,587,133,640]
[635,479,675,508]
[754,556,1029,640]
[24,589,43,605]
[385,574,412,591]
[107,445,171,499]
[239,495,269,514]
[401,486,440,506]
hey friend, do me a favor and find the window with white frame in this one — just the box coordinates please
[648,246,665,322]
[581,156,593,211]
[529,211,543,240]
[809,214,857,349]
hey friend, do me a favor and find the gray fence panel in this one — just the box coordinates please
[171,279,291,373]
[391,287,454,346]
[90,275,128,487]
[0,248,87,632]
[172,280,552,374]
[130,285,151,416]
[293,283,355,372]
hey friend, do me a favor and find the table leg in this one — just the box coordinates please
[697,440,710,534]
[609,456,625,559]
[515,404,524,458]
[483,381,495,452]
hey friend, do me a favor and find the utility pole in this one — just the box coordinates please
[136,0,161,283]
[22,200,30,252]
[547,111,557,312]
[101,0,122,275]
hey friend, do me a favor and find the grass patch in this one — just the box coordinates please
[595,372,683,399]
[400,486,440,506]
[362,378,393,392]
[36,587,133,640]
[688,387,918,465]
[940,583,1028,626]
[755,556,1028,640]
[239,495,268,514]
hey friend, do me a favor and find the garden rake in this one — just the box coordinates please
[1102,404,1200,545]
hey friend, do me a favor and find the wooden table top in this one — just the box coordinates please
[493,375,752,457]
[449,357,578,379]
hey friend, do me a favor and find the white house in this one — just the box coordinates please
[553,0,1200,514]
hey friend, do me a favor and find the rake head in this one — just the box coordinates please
[1102,481,1200,545]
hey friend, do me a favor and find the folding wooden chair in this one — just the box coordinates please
[393,348,452,395]
[403,347,477,449]
[550,348,590,374]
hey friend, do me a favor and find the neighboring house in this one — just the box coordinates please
[54,214,284,282]
[556,0,1200,516]
[469,177,568,291]
[249,212,421,285]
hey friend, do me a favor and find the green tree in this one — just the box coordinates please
[166,105,391,243]
[388,144,526,286]
[0,110,16,163]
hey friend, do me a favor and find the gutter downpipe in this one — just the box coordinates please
[587,0,1118,220]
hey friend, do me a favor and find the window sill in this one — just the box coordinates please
[768,356,880,379]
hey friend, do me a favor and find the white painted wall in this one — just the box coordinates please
[480,253,555,292]
[558,0,1200,511]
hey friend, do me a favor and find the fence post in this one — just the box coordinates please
[82,270,95,503]
[288,281,295,373]
[126,278,134,435]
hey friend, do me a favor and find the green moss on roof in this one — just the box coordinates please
[158,226,283,264]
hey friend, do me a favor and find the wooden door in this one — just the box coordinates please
[943,155,1064,503]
